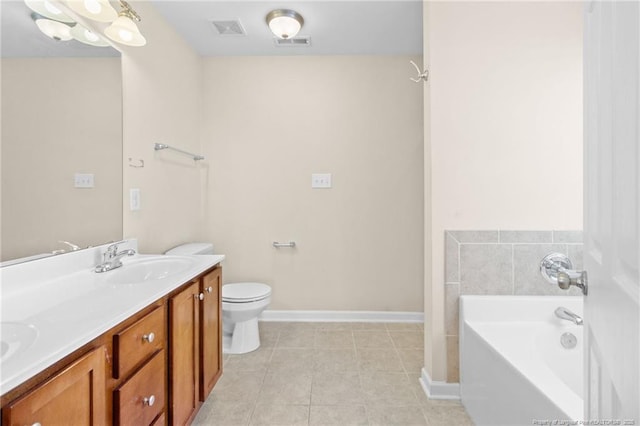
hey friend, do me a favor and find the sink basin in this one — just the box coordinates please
[106,257,195,285]
[1,322,38,363]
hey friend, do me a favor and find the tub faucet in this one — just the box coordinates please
[555,306,583,325]
[95,243,136,273]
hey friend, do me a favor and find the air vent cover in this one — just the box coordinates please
[210,20,245,36]
[274,36,311,47]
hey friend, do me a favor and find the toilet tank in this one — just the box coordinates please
[165,243,214,255]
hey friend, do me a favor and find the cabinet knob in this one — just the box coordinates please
[143,395,156,407]
[199,293,204,301]
[142,332,155,343]
[206,286,213,293]
[32,423,42,426]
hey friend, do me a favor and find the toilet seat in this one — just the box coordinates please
[222,283,271,303]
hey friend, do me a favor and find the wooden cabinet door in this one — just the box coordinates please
[3,347,106,426]
[200,267,222,400]
[169,281,200,426]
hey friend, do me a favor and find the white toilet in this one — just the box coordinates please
[165,243,272,355]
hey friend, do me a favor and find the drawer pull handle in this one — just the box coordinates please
[142,332,155,343]
[32,423,42,426]
[143,395,156,407]
[206,286,213,293]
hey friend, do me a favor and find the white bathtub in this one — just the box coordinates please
[460,295,583,426]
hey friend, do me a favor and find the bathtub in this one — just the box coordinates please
[459,295,583,426]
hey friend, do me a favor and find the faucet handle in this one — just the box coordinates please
[104,243,119,260]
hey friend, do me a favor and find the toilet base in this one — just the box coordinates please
[223,317,261,354]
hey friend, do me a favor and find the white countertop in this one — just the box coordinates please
[0,240,224,396]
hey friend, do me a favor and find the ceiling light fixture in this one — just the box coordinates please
[25,0,74,23]
[104,0,146,47]
[266,9,303,40]
[71,23,110,46]
[65,0,118,23]
[31,12,73,41]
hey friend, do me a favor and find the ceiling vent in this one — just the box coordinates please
[274,36,311,47]
[210,20,246,36]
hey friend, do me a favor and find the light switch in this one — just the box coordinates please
[130,188,141,211]
[74,173,94,188]
[311,173,332,189]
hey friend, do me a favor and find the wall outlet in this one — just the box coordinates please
[129,188,141,211]
[74,173,94,188]
[312,173,332,189]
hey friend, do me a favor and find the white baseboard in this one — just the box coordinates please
[259,310,424,323]
[419,368,460,400]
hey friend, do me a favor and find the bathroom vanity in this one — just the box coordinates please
[0,241,224,425]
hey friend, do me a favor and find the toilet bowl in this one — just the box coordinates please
[222,282,271,354]
[165,243,272,355]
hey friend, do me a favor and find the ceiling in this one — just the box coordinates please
[1,1,422,57]
[150,1,423,56]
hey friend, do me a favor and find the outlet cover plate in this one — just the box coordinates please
[311,173,332,189]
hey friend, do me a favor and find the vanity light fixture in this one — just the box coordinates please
[104,0,146,46]
[70,23,109,46]
[31,12,73,41]
[65,0,117,23]
[266,9,303,39]
[25,0,74,23]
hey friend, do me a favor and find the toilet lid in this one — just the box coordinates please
[222,282,271,302]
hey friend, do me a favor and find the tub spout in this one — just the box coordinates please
[554,306,583,325]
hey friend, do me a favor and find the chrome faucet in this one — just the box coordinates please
[95,243,136,273]
[554,306,583,325]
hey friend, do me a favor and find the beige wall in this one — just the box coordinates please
[1,58,122,260]
[202,56,424,311]
[424,2,583,381]
[120,1,204,254]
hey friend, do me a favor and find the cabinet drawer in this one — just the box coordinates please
[114,349,165,426]
[114,306,165,379]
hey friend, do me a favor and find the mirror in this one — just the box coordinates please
[1,1,123,264]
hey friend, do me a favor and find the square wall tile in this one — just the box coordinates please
[445,284,460,336]
[553,230,583,243]
[499,230,552,243]
[459,244,513,295]
[567,244,584,270]
[445,232,460,283]
[446,336,459,383]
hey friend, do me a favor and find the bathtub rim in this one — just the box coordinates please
[459,295,584,422]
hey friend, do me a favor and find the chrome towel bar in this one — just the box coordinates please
[273,241,296,248]
[154,143,204,161]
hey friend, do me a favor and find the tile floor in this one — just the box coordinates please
[192,322,474,426]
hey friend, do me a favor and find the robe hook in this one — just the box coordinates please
[409,60,429,83]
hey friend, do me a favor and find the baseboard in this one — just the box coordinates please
[259,310,424,323]
[419,368,460,400]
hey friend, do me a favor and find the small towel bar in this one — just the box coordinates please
[273,241,296,248]
[154,143,204,161]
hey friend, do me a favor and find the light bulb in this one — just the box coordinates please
[84,29,99,42]
[119,29,133,42]
[83,0,101,14]
[43,1,62,15]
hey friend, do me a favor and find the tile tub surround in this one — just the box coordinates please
[193,321,473,426]
[444,230,583,382]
